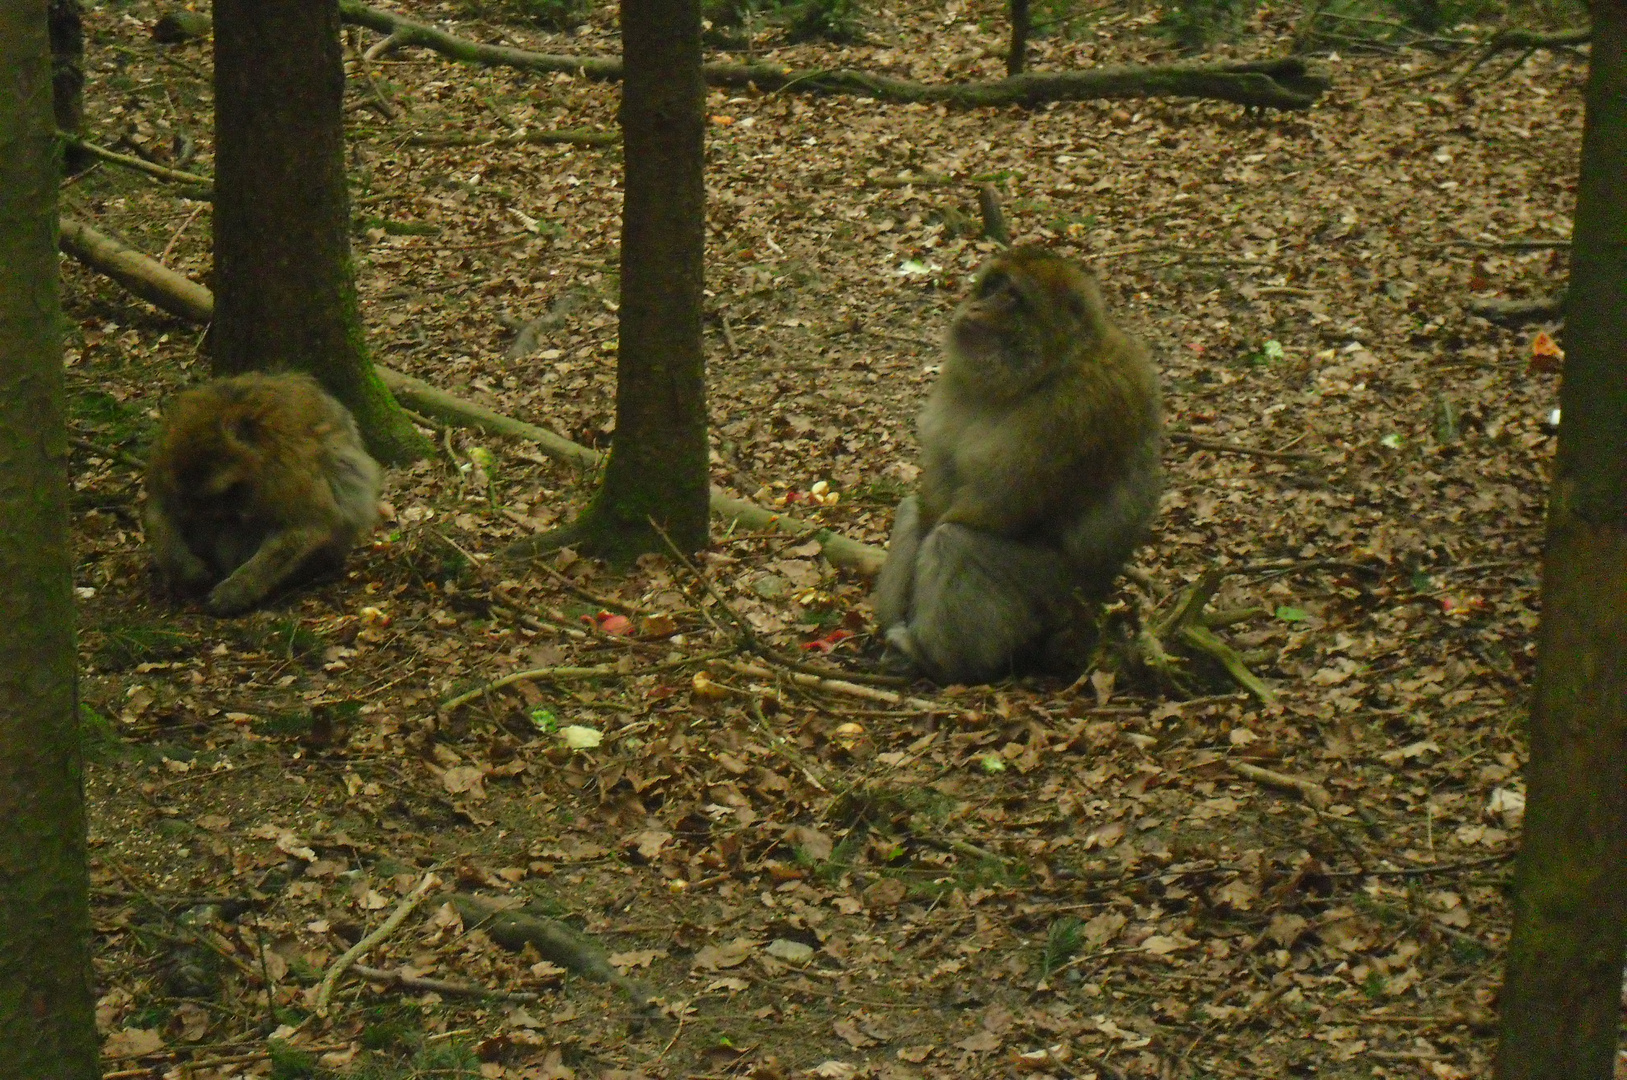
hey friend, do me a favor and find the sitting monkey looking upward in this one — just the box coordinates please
[872,247,1162,684]
[144,372,382,615]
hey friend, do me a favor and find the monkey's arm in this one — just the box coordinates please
[144,502,214,590]
[934,439,1083,538]
[206,525,341,614]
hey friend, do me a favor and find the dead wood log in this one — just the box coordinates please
[1481,24,1590,50]
[58,216,214,322]
[449,893,653,1012]
[54,216,888,578]
[338,0,1329,110]
[1466,292,1566,324]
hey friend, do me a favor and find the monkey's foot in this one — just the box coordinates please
[879,625,927,679]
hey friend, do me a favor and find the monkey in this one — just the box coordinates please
[143,372,383,615]
[872,247,1162,684]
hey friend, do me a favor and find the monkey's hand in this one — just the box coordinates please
[166,548,215,591]
[938,480,1052,539]
[206,526,336,615]
[145,511,215,591]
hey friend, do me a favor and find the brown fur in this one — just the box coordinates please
[872,248,1162,683]
[144,372,382,615]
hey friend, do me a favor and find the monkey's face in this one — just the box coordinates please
[947,248,1098,393]
[164,419,261,519]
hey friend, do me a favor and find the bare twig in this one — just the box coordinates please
[1169,432,1318,462]
[716,658,941,711]
[315,873,439,1014]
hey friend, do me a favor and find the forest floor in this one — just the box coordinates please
[65,1,1587,1078]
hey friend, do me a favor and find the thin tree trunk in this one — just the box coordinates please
[514,0,708,564]
[0,6,100,1076]
[1494,0,1627,1075]
[1008,0,1031,76]
[597,0,709,559]
[212,0,428,465]
[48,0,88,172]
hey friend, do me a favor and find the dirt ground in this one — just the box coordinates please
[67,1,1584,1077]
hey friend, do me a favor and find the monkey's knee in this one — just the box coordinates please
[897,524,1060,684]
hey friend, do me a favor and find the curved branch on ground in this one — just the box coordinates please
[338,0,1330,111]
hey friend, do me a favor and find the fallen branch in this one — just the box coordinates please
[338,0,1329,110]
[438,650,718,716]
[58,132,213,192]
[375,364,602,470]
[449,893,654,1012]
[649,517,907,687]
[1229,760,1331,809]
[376,369,885,574]
[715,658,941,711]
[1324,850,1515,879]
[1481,24,1590,50]
[350,962,542,1002]
[1448,24,1589,87]
[1465,292,1566,324]
[1118,567,1276,704]
[315,873,439,1014]
[58,216,214,322]
[1169,432,1318,463]
[404,127,615,148]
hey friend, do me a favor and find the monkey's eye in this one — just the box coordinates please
[976,271,1010,299]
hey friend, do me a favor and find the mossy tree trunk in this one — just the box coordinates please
[0,5,101,1076]
[1494,1,1627,1076]
[212,0,428,466]
[518,0,708,565]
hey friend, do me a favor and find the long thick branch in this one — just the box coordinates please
[338,1,1329,110]
[55,216,887,577]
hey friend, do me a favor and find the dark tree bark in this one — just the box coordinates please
[212,0,428,465]
[1494,1,1627,1076]
[48,0,86,170]
[0,5,101,1076]
[1008,0,1031,76]
[510,0,708,565]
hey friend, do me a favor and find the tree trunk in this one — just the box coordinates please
[516,0,708,564]
[0,6,101,1077]
[48,0,88,172]
[212,0,428,465]
[1494,1,1627,1076]
[1008,0,1031,77]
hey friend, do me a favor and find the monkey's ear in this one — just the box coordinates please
[976,269,1011,299]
